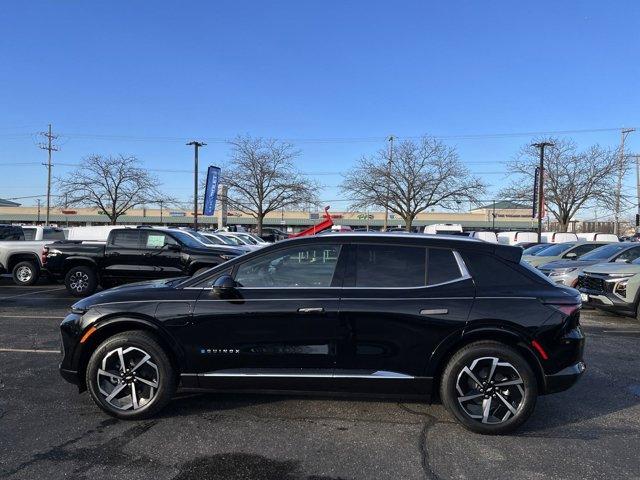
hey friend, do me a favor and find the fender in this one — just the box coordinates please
[72,313,188,377]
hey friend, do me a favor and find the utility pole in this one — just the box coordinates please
[36,199,41,223]
[186,141,206,231]
[634,154,640,233]
[383,135,394,232]
[532,142,554,242]
[614,128,635,236]
[38,124,59,225]
[492,200,496,230]
[159,199,164,224]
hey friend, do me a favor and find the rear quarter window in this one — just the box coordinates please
[461,251,544,287]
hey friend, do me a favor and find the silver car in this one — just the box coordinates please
[538,243,640,287]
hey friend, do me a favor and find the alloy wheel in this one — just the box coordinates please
[69,271,89,292]
[97,346,160,410]
[15,266,33,283]
[455,356,525,424]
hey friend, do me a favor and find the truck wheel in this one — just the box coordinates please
[12,261,39,286]
[65,266,98,297]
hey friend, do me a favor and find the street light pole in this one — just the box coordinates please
[614,128,635,235]
[532,142,554,242]
[186,141,206,231]
[383,135,394,232]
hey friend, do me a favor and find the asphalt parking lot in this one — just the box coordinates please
[1,278,639,480]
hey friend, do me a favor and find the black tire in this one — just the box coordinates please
[65,265,98,297]
[85,330,177,419]
[12,261,39,286]
[439,341,538,435]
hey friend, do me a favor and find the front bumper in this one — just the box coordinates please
[578,288,635,315]
[544,361,586,394]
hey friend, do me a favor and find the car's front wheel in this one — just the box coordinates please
[85,330,176,419]
[440,341,538,435]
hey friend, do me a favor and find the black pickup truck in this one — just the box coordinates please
[43,228,244,297]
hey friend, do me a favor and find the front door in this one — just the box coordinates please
[187,242,346,389]
[337,243,474,394]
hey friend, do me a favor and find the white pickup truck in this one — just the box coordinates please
[0,225,65,285]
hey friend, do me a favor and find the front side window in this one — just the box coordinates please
[580,243,628,261]
[355,244,426,287]
[566,243,602,258]
[235,244,342,288]
[142,232,176,249]
[616,246,640,263]
[536,242,574,256]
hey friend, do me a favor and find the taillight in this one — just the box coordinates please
[546,302,581,330]
[550,304,580,317]
[41,246,49,265]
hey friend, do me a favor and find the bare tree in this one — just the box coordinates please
[341,136,486,231]
[56,154,165,224]
[221,136,319,234]
[501,138,621,232]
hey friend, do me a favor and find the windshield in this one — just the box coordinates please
[523,244,551,255]
[220,235,244,245]
[214,234,237,245]
[169,231,205,248]
[192,232,216,245]
[534,242,575,256]
[201,234,224,245]
[580,243,629,261]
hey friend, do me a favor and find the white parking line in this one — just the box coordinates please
[0,348,61,354]
[0,315,66,319]
[0,287,66,299]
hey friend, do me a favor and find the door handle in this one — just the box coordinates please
[298,307,324,313]
[420,308,448,315]
[108,252,120,257]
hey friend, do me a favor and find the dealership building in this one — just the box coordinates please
[0,198,538,231]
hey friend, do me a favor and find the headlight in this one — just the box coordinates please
[549,267,578,276]
[614,278,629,298]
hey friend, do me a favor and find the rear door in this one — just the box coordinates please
[102,230,148,281]
[336,242,474,392]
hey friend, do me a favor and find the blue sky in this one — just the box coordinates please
[1,1,639,218]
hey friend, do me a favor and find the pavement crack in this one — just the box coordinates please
[397,403,443,480]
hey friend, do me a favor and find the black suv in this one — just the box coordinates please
[59,233,585,434]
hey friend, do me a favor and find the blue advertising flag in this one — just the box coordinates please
[203,166,221,216]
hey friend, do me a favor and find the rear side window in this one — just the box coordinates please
[461,251,540,287]
[110,230,141,248]
[355,244,426,287]
[22,228,36,241]
[427,248,463,285]
[43,228,65,240]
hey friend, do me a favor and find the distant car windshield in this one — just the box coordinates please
[523,244,552,255]
[580,243,629,261]
[214,234,237,245]
[169,231,204,248]
[192,232,215,245]
[220,235,244,245]
[236,234,258,244]
[534,243,575,256]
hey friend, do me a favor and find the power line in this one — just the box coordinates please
[36,124,59,225]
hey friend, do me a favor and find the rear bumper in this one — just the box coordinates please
[544,361,586,394]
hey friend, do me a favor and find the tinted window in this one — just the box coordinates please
[462,251,541,287]
[169,230,204,248]
[0,226,24,240]
[22,227,36,241]
[43,228,65,240]
[580,243,629,260]
[235,244,342,288]
[428,248,462,285]
[535,242,575,256]
[566,243,602,258]
[523,244,552,255]
[355,244,426,287]
[110,230,141,247]
[616,247,640,263]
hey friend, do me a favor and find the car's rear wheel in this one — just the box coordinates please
[65,266,98,297]
[85,330,176,419]
[440,341,538,435]
[12,261,39,286]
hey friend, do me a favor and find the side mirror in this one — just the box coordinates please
[166,243,181,251]
[213,274,236,289]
